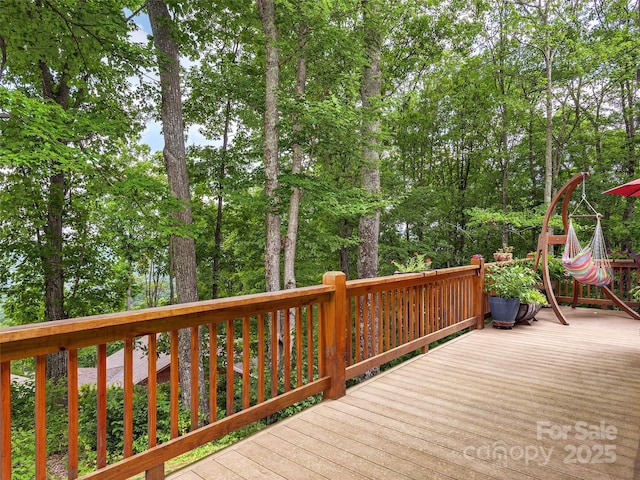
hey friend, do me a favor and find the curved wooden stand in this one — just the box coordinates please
[533,172,640,325]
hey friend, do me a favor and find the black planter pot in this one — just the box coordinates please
[488,296,520,329]
[515,303,543,325]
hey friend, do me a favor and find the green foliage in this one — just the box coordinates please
[485,262,540,300]
[78,385,189,459]
[518,288,549,306]
[391,252,432,273]
[10,379,73,478]
[523,257,566,282]
[9,429,36,480]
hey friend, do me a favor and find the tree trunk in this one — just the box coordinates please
[358,0,382,281]
[39,55,70,381]
[257,0,283,367]
[44,169,67,380]
[212,100,231,300]
[358,0,382,379]
[543,39,554,205]
[497,8,510,248]
[257,0,281,294]
[284,22,308,292]
[147,0,202,414]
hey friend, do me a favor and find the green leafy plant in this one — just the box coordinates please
[391,252,432,273]
[518,288,549,306]
[525,256,565,281]
[546,257,566,281]
[485,263,539,299]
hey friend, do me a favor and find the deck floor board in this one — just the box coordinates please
[168,307,640,480]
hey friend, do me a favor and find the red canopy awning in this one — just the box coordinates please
[603,178,640,197]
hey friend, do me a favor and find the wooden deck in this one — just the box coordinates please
[168,307,640,480]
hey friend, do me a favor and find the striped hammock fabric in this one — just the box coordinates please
[562,219,613,287]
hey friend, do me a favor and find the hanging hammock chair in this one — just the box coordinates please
[561,184,613,287]
[562,218,613,286]
[535,172,639,325]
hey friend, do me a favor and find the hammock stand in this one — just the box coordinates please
[533,172,640,325]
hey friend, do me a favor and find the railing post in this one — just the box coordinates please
[471,256,486,330]
[321,271,347,400]
[145,464,165,479]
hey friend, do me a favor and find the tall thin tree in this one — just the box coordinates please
[147,0,201,412]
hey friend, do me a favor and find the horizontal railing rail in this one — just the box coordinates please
[1,261,486,479]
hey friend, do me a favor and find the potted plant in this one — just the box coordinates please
[493,245,513,262]
[484,262,539,328]
[515,288,549,325]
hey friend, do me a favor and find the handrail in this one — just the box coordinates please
[0,262,486,479]
[0,285,335,362]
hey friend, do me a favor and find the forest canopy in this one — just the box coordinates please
[1,0,639,327]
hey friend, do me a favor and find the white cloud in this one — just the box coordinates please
[128,22,149,45]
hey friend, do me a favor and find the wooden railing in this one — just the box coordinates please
[1,260,486,479]
[344,264,485,379]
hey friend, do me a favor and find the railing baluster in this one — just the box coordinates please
[242,316,251,409]
[257,313,265,403]
[384,290,390,352]
[295,306,303,388]
[317,304,324,376]
[283,309,291,392]
[68,349,79,479]
[404,287,411,343]
[123,339,133,458]
[417,285,422,336]
[447,280,454,326]
[346,299,353,366]
[411,285,420,340]
[356,295,362,362]
[1,361,11,480]
[35,355,46,479]
[306,306,314,381]
[170,330,179,438]
[190,326,199,429]
[430,283,437,333]
[394,288,400,347]
[395,288,401,345]
[445,281,451,327]
[226,318,235,415]
[376,292,382,356]
[389,289,395,349]
[209,323,217,423]
[97,344,107,469]
[364,294,370,360]
[270,311,277,397]
[148,334,158,447]
[423,284,429,334]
